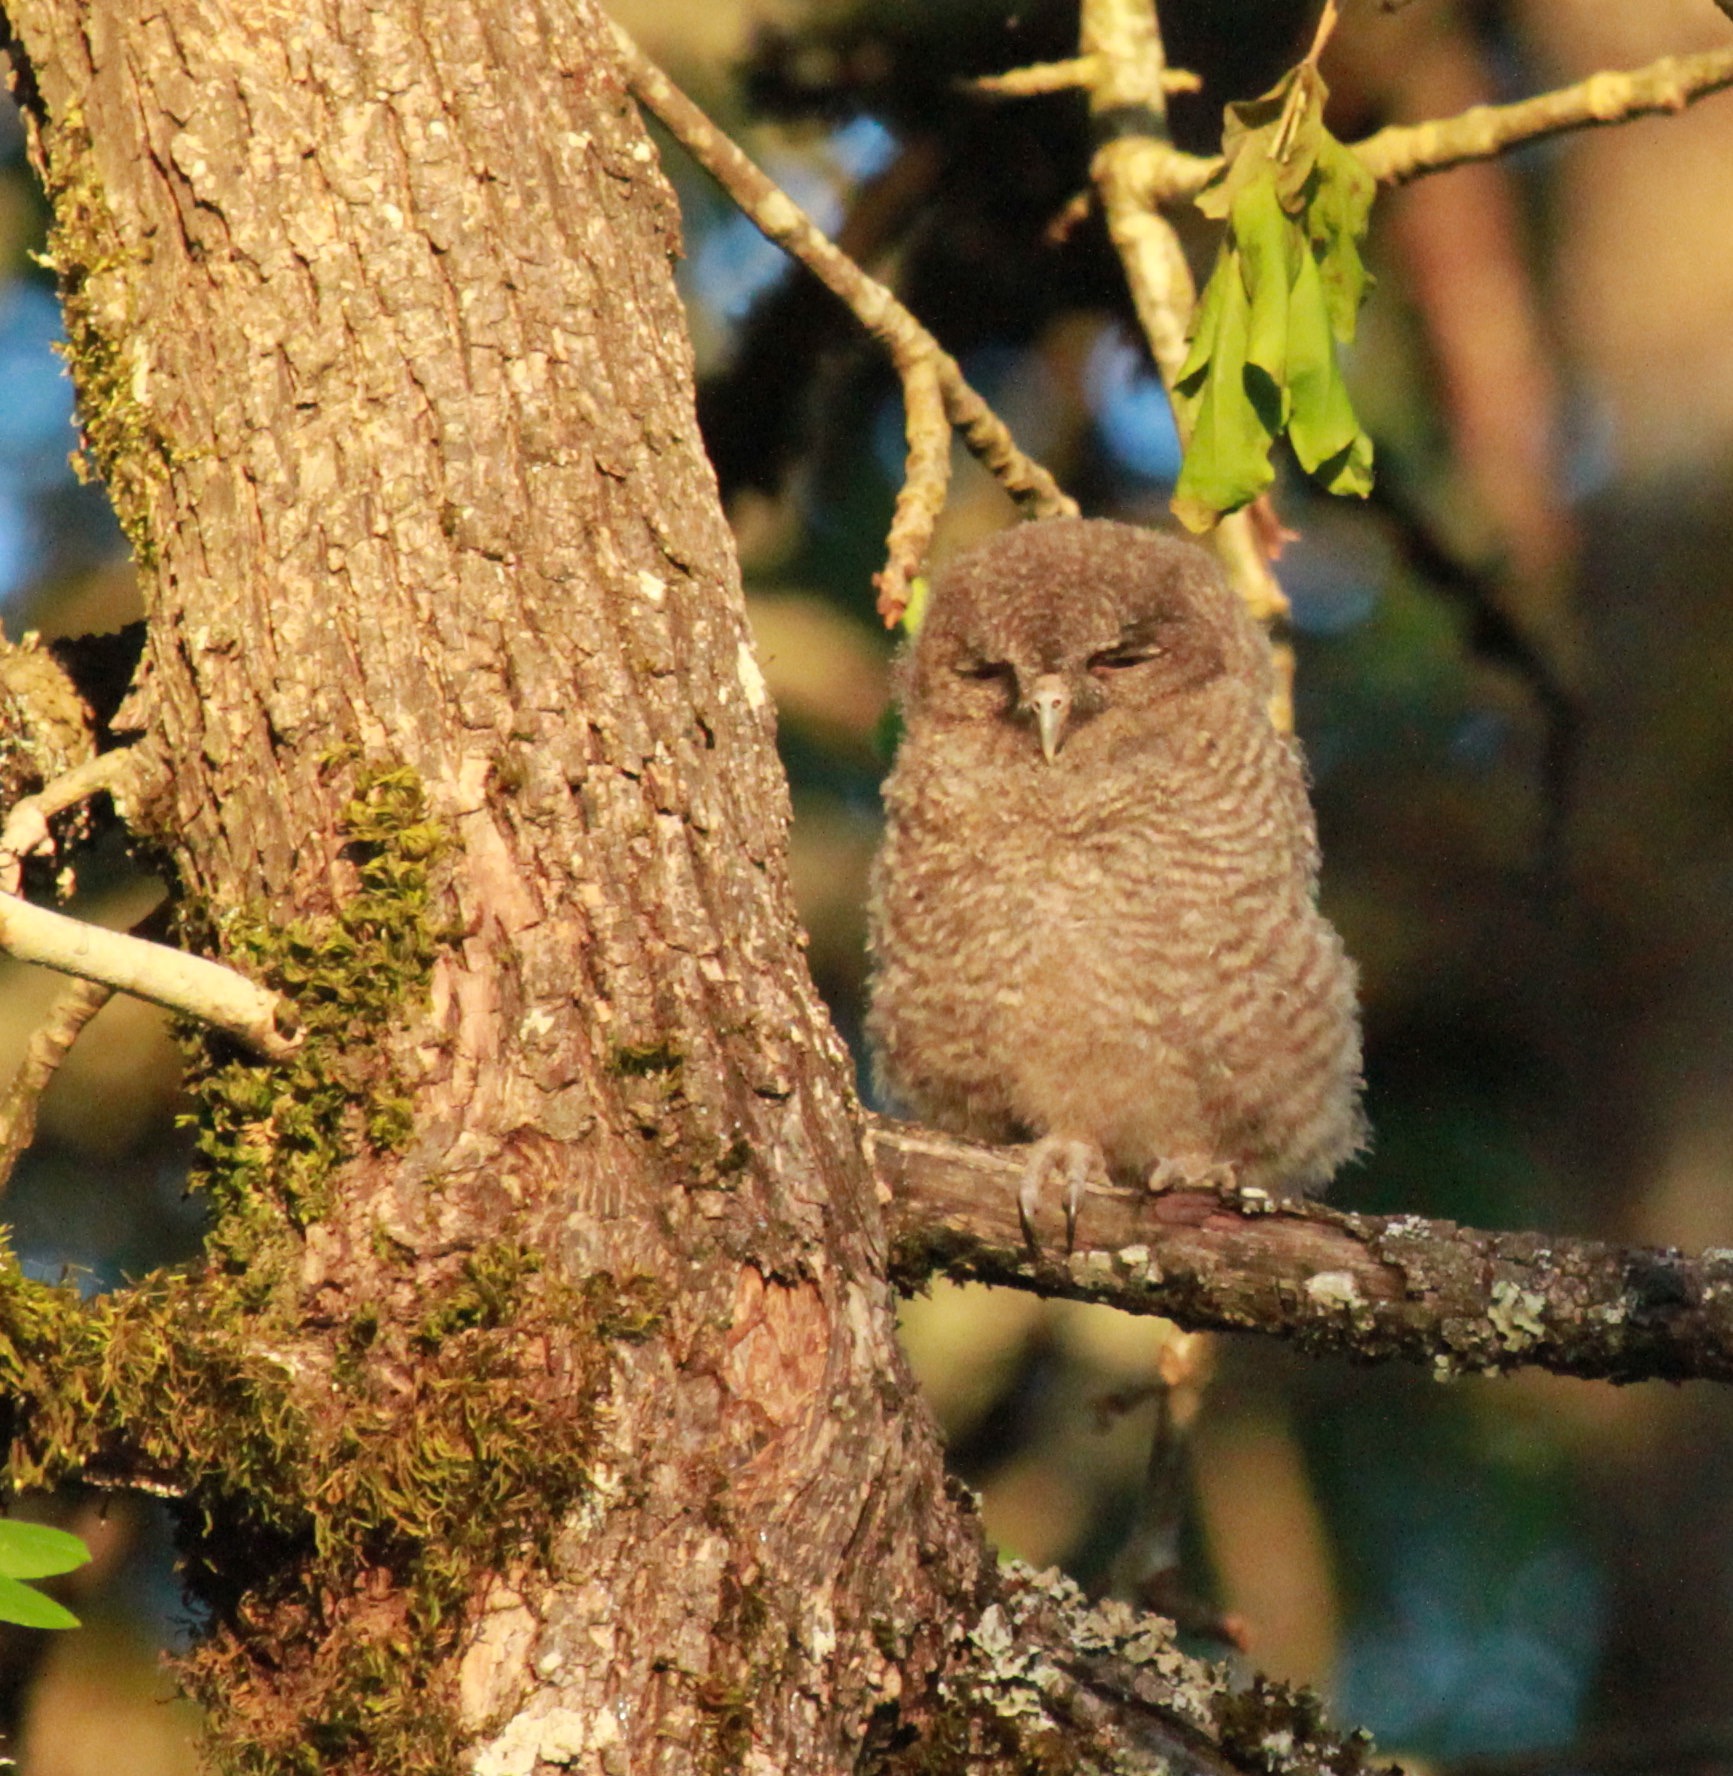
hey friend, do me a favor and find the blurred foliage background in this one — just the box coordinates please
[4,0,1733,1768]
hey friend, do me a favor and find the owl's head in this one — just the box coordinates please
[899,518,1271,762]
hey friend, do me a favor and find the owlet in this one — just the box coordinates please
[866,518,1365,1225]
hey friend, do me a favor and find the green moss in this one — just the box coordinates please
[31,105,180,566]
[182,766,456,1254]
[697,1679,755,1775]
[0,1246,663,1776]
[1212,1676,1379,1774]
[610,1039,683,1077]
[412,1242,542,1350]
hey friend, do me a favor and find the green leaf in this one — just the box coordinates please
[901,573,930,635]
[1284,248,1358,472]
[0,1520,91,1581]
[1232,171,1295,430]
[1173,57,1377,526]
[0,1575,79,1631]
[1174,240,1235,394]
[1171,251,1275,532]
[1306,133,1376,340]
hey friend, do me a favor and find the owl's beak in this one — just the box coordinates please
[1029,674,1071,763]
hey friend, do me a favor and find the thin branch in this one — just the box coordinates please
[874,356,950,625]
[0,891,297,1061]
[1355,44,1733,187]
[1120,43,1733,208]
[0,747,152,894]
[868,1114,1733,1387]
[968,55,1201,99]
[609,18,1078,627]
[0,976,113,1197]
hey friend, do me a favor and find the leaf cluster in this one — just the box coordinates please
[1172,64,1376,531]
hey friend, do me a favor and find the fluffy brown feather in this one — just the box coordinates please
[866,517,1366,1197]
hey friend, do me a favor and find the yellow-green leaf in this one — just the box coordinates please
[1306,133,1376,340]
[1233,171,1295,431]
[0,1520,90,1581]
[1285,248,1360,473]
[0,1575,79,1630]
[1171,253,1274,531]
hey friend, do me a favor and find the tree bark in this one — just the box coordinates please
[0,1,987,1768]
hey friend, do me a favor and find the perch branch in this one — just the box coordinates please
[0,976,113,1197]
[0,892,297,1061]
[610,19,1078,627]
[868,1115,1733,1387]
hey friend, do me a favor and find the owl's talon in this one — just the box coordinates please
[1019,1136,1106,1254]
[1146,1155,1236,1195]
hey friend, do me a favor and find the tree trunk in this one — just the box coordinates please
[0,1,984,1767]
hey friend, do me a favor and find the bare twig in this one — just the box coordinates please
[0,976,113,1197]
[0,748,153,894]
[1355,44,1733,187]
[875,356,950,625]
[1122,43,1733,208]
[0,892,297,1061]
[609,18,1078,627]
[968,55,1200,99]
[869,1114,1733,1387]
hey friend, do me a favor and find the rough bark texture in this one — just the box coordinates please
[0,1,986,1768]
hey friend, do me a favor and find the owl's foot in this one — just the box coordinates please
[1145,1154,1237,1195]
[1019,1136,1108,1254]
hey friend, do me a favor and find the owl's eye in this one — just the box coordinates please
[955,660,1014,683]
[1088,645,1162,675]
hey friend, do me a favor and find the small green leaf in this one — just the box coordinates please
[1306,134,1376,339]
[1285,248,1361,473]
[1173,57,1377,527]
[1175,241,1235,393]
[1233,171,1295,430]
[901,573,930,635]
[0,1575,79,1631]
[0,1521,92,1582]
[1171,254,1274,532]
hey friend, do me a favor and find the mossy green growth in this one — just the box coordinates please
[33,104,179,567]
[0,1237,665,1776]
[173,1263,664,1776]
[182,766,455,1256]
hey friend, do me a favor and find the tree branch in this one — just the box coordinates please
[1354,43,1733,187]
[1116,42,1733,207]
[0,749,148,894]
[1077,0,1289,636]
[0,976,113,1197]
[869,1115,1733,1386]
[608,19,1079,626]
[954,1563,1375,1776]
[0,892,297,1061]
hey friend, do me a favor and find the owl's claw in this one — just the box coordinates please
[1019,1136,1108,1254]
[1146,1154,1237,1195]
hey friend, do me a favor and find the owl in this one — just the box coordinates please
[866,518,1365,1234]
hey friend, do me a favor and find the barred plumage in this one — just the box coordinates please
[866,517,1366,1199]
